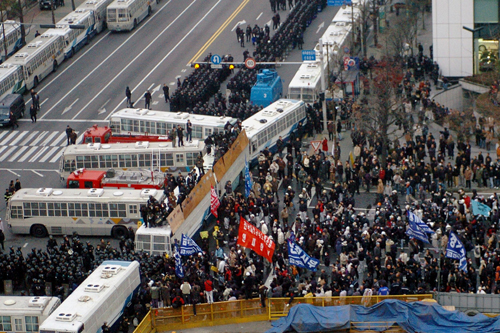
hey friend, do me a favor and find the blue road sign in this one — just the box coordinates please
[302,50,316,61]
[344,46,350,54]
[327,0,351,6]
[211,54,222,65]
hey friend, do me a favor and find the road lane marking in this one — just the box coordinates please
[7,169,20,177]
[75,0,198,120]
[23,243,28,248]
[39,0,175,119]
[40,98,49,106]
[51,132,67,146]
[31,170,45,177]
[19,131,40,146]
[107,0,223,118]
[188,0,251,65]
[0,132,18,146]
[256,12,263,20]
[39,146,60,163]
[62,98,80,115]
[8,146,28,162]
[29,146,50,162]
[0,146,17,161]
[18,146,39,162]
[8,131,28,146]
[30,131,49,146]
[41,131,59,146]
[49,149,64,163]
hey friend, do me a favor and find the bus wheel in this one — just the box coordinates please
[33,76,39,88]
[112,225,127,239]
[53,60,58,72]
[31,224,48,238]
[133,19,137,29]
[20,109,24,118]
[148,6,152,16]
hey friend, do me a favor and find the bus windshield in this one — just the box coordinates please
[118,9,128,22]
[107,8,117,22]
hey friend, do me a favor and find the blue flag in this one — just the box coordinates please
[174,247,184,278]
[179,234,203,256]
[244,157,253,198]
[406,216,429,244]
[471,200,492,217]
[446,231,467,272]
[288,241,320,271]
[408,211,435,234]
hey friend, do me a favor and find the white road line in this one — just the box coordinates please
[51,132,67,146]
[0,146,17,161]
[8,146,28,162]
[29,146,49,162]
[18,146,38,162]
[76,0,199,120]
[77,132,84,144]
[106,0,221,118]
[31,170,44,177]
[8,131,29,146]
[0,131,18,145]
[23,242,28,248]
[18,119,108,123]
[40,0,175,119]
[0,167,59,172]
[0,146,7,155]
[49,149,63,163]
[0,131,8,141]
[30,131,49,146]
[256,12,263,20]
[41,131,59,146]
[7,169,20,177]
[19,131,40,146]
[40,98,49,106]
[39,146,60,163]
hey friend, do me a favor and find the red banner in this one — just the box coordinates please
[210,185,220,218]
[237,217,275,262]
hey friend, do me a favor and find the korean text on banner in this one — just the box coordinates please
[237,217,275,262]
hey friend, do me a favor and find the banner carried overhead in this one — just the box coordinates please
[237,217,275,262]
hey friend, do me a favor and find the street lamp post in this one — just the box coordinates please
[463,26,483,76]
[319,38,328,137]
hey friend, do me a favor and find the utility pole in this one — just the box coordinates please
[319,38,328,135]
[71,0,76,11]
[51,0,56,25]
[1,15,7,60]
[17,0,26,45]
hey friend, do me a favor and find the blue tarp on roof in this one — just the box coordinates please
[266,299,500,333]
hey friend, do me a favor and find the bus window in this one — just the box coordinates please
[68,180,80,188]
[118,9,128,22]
[103,132,111,143]
[108,8,117,22]
[84,181,93,188]
[84,137,93,143]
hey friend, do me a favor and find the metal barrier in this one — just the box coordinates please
[268,295,434,320]
[134,311,155,333]
[436,292,500,314]
[152,299,268,331]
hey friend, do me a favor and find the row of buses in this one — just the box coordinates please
[0,0,159,101]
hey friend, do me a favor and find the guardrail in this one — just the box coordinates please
[134,311,155,333]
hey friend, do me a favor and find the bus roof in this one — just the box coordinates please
[78,0,113,11]
[242,99,304,139]
[39,261,140,332]
[11,187,164,202]
[6,34,62,65]
[0,63,22,77]
[0,20,20,36]
[56,9,93,28]
[107,0,137,9]
[63,140,205,155]
[0,296,60,316]
[288,62,322,89]
[110,108,238,127]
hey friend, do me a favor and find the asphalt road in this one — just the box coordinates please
[0,1,339,252]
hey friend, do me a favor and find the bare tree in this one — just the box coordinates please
[385,13,418,59]
[352,58,405,167]
[356,0,372,57]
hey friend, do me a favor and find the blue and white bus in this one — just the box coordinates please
[0,296,61,333]
[0,21,24,63]
[39,261,141,333]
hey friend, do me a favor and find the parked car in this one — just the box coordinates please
[39,0,63,10]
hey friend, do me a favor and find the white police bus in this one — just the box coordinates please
[106,0,159,32]
[77,0,115,33]
[0,63,25,101]
[0,296,61,333]
[39,261,141,333]
[0,21,24,63]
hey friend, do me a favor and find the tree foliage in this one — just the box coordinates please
[352,58,405,168]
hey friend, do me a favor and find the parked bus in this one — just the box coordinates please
[242,99,306,165]
[106,0,159,32]
[3,33,65,89]
[287,62,322,103]
[82,124,171,144]
[59,140,208,179]
[6,187,164,238]
[44,9,97,59]
[77,0,115,33]
[0,296,61,333]
[0,63,25,101]
[66,168,165,189]
[109,108,238,139]
[0,21,24,63]
[39,261,140,333]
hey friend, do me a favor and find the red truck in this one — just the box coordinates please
[82,125,171,144]
[66,168,165,189]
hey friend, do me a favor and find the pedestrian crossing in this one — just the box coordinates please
[0,130,84,164]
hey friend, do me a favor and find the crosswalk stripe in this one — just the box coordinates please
[19,131,40,146]
[0,132,18,146]
[0,146,17,161]
[0,132,9,142]
[40,146,61,163]
[29,146,49,163]
[51,132,67,146]
[30,131,49,146]
[76,132,84,144]
[0,146,8,156]
[8,146,29,162]
[41,131,59,146]
[9,131,29,146]
[49,148,63,163]
[18,146,39,162]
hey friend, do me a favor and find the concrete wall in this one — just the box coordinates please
[432,0,474,77]
[432,84,464,111]
[436,292,500,313]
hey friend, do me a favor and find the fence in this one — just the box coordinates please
[133,294,434,333]
[436,292,500,314]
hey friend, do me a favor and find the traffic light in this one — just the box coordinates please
[193,63,200,69]
[229,64,235,70]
